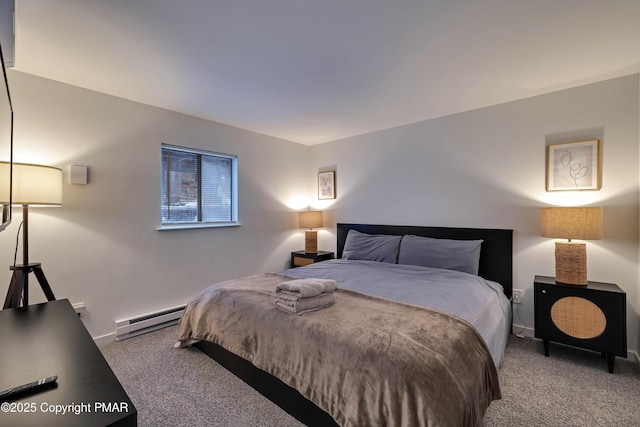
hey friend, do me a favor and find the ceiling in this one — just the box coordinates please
[12,0,640,145]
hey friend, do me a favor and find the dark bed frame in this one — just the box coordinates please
[195,223,513,426]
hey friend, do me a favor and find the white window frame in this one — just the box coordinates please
[158,144,239,230]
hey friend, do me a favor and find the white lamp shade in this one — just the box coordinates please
[0,161,63,206]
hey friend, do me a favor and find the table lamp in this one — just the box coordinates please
[0,161,62,308]
[298,211,323,254]
[540,207,602,285]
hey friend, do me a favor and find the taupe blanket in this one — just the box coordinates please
[177,273,500,426]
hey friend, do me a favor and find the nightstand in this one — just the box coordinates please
[290,251,334,268]
[534,275,627,373]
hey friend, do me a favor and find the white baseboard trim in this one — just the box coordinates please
[511,323,640,366]
[511,323,534,338]
[94,332,116,348]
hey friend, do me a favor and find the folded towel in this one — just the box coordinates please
[275,299,334,315]
[275,292,336,315]
[277,291,335,305]
[276,278,337,298]
[276,292,301,303]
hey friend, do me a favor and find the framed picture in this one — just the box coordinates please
[318,171,336,200]
[546,139,601,192]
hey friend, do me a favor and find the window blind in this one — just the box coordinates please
[161,144,237,226]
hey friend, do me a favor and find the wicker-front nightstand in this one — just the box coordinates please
[290,251,334,268]
[533,275,627,373]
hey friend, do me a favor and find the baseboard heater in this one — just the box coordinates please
[115,304,186,341]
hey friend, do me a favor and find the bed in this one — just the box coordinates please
[176,223,513,426]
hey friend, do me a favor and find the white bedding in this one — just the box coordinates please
[280,259,511,368]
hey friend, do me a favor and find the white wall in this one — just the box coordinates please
[2,69,638,358]
[310,75,640,357]
[0,70,312,340]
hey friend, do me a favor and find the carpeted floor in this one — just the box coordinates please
[483,336,640,426]
[101,326,640,426]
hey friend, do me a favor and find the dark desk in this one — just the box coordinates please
[0,299,136,426]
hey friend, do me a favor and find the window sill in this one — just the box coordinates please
[157,222,241,231]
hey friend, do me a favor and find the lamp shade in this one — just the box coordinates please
[299,211,323,229]
[540,207,602,240]
[0,161,63,206]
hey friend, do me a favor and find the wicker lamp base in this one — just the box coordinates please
[555,241,588,285]
[305,230,318,254]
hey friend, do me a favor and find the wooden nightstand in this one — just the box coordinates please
[290,251,334,268]
[534,275,627,373]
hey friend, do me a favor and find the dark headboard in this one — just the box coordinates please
[337,223,513,298]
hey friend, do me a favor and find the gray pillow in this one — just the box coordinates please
[341,230,402,263]
[398,235,483,275]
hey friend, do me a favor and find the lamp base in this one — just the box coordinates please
[554,242,588,285]
[3,263,56,309]
[304,230,318,254]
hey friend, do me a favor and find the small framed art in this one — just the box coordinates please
[546,139,601,192]
[318,171,336,200]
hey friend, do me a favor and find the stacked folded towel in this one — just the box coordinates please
[275,278,337,315]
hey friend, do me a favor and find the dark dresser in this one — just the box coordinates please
[0,299,136,426]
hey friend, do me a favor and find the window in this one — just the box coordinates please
[160,144,238,228]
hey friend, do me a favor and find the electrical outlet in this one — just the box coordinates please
[512,289,523,304]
